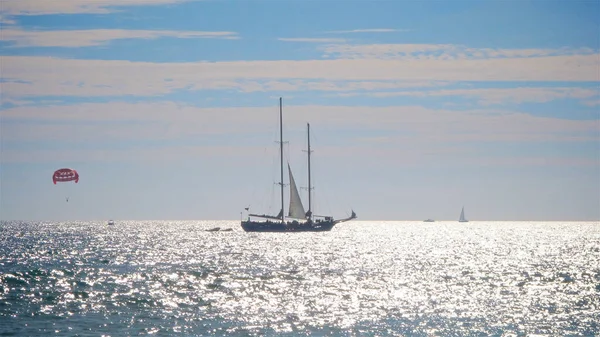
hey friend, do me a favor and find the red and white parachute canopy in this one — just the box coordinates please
[52,168,79,184]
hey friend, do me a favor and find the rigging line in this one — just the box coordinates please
[312,128,333,216]
[247,145,266,206]
[261,104,280,214]
[266,139,279,213]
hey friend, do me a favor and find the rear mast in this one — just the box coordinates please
[279,97,285,222]
[306,123,313,220]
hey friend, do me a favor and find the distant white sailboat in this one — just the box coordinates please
[458,206,468,222]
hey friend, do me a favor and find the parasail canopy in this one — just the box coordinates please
[53,168,79,184]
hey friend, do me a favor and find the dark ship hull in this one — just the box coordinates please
[241,219,336,232]
[241,211,356,232]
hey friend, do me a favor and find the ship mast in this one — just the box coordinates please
[279,97,285,222]
[306,123,313,219]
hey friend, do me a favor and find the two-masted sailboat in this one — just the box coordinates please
[241,98,356,232]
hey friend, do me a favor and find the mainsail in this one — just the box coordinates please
[287,164,306,219]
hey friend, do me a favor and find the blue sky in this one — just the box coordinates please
[1,0,599,221]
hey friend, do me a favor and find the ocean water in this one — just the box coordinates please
[0,220,599,337]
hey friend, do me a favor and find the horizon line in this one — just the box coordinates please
[1,219,598,222]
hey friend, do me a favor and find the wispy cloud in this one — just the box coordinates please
[455,156,599,168]
[1,145,264,164]
[582,99,600,107]
[2,101,597,166]
[0,0,191,15]
[321,43,598,60]
[327,28,409,34]
[278,38,346,43]
[348,87,600,105]
[2,50,597,99]
[1,28,239,47]
[0,14,17,25]
[3,102,598,143]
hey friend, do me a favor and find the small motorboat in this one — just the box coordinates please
[107,220,115,225]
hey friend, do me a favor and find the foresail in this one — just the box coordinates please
[287,164,306,219]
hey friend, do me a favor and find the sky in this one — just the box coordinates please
[0,0,599,221]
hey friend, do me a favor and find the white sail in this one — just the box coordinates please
[459,206,467,222]
[287,164,306,219]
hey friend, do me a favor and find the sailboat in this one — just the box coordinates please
[241,97,357,232]
[458,206,468,222]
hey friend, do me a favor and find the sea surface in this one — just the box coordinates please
[0,221,599,336]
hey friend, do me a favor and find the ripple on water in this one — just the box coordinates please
[0,220,599,336]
